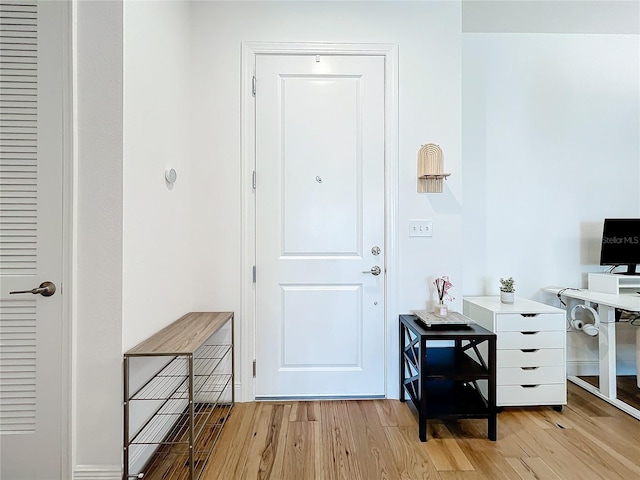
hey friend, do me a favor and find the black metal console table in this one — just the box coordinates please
[399,314,497,442]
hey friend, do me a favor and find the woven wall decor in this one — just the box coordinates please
[417,143,450,193]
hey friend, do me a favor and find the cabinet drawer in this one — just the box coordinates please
[498,366,565,385]
[498,331,564,350]
[498,348,564,368]
[496,313,564,332]
[498,384,566,406]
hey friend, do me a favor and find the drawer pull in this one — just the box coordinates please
[520,314,538,318]
[521,331,539,335]
[521,349,539,353]
[521,367,539,371]
[521,385,540,389]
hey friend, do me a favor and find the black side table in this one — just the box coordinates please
[399,314,497,442]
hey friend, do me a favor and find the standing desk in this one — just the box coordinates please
[545,286,640,419]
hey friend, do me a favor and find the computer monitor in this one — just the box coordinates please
[599,218,640,275]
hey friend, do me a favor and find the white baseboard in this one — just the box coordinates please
[567,360,598,377]
[74,465,121,480]
[235,381,243,402]
[567,360,638,377]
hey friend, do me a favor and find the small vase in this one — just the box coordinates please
[434,301,448,317]
[500,291,514,304]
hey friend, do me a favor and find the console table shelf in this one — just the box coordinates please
[413,346,492,380]
[123,312,234,480]
[412,380,492,419]
[399,314,497,442]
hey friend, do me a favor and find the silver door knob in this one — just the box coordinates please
[362,266,382,276]
[10,281,56,297]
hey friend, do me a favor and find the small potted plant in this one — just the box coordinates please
[499,276,515,304]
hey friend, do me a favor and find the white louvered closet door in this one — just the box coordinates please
[1,1,65,478]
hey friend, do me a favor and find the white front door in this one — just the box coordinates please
[0,1,66,478]
[255,54,386,398]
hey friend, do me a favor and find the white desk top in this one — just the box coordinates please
[544,286,640,312]
[464,296,565,314]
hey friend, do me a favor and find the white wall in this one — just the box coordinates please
[187,1,463,397]
[72,0,640,476]
[74,0,123,476]
[462,0,640,34]
[122,0,194,351]
[461,5,640,374]
[462,33,640,299]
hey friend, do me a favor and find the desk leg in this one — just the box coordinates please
[599,305,617,400]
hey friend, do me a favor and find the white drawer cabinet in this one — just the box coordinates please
[463,297,566,409]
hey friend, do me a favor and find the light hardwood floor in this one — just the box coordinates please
[580,375,640,412]
[202,382,640,480]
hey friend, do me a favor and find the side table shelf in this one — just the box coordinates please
[123,312,234,480]
[399,314,497,442]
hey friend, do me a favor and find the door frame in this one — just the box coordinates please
[240,42,399,402]
[61,1,74,477]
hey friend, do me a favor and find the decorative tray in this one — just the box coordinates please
[412,310,474,327]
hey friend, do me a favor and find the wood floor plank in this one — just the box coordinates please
[289,400,321,422]
[376,399,418,427]
[258,403,290,480]
[508,417,605,479]
[384,425,442,480]
[519,408,573,431]
[452,439,522,480]
[200,383,640,480]
[346,400,400,480]
[283,419,320,480]
[320,401,364,480]
[505,457,562,480]
[556,423,640,479]
[351,399,385,427]
[425,424,474,472]
[203,402,258,480]
[238,403,276,479]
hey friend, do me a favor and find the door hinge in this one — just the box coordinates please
[252,265,256,283]
[252,76,256,97]
[253,359,257,378]
[252,170,256,190]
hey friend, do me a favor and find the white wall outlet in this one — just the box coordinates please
[409,219,433,237]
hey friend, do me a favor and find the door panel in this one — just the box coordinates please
[0,1,65,477]
[282,75,361,256]
[255,54,385,398]
[281,285,362,368]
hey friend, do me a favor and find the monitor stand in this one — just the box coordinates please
[616,265,638,275]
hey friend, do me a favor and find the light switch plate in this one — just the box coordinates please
[409,219,433,237]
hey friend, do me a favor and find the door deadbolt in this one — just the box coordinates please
[371,246,381,256]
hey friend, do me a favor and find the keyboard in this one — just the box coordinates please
[412,310,474,328]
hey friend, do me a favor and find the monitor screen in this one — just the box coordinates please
[599,218,640,275]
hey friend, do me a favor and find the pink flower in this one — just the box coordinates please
[433,276,455,302]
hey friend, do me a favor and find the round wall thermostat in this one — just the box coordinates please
[165,168,177,184]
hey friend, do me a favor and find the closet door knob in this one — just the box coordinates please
[10,281,56,297]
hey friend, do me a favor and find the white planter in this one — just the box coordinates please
[500,291,515,304]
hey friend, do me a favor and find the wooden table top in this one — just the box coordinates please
[125,311,233,356]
